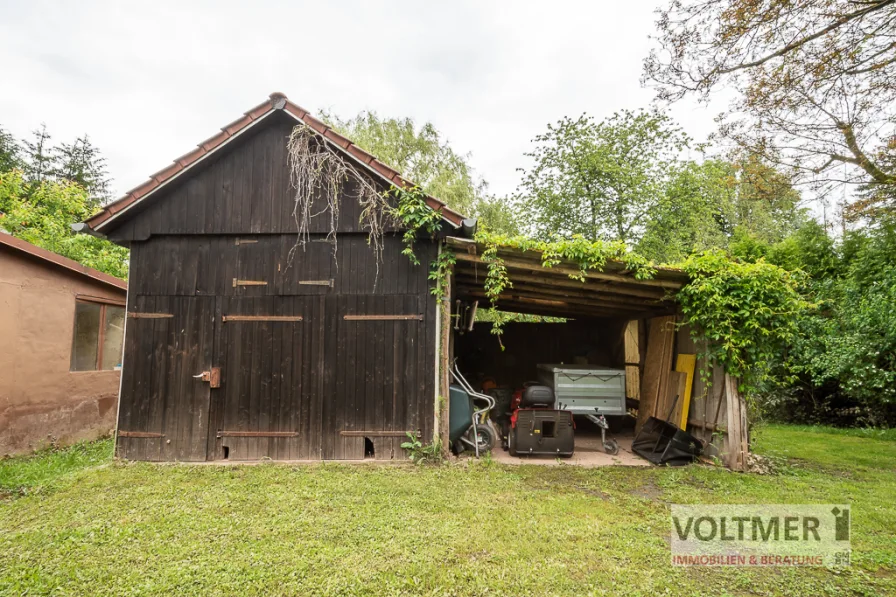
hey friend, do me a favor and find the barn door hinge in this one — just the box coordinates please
[298,279,334,287]
[233,278,268,287]
[193,367,221,388]
[234,238,258,246]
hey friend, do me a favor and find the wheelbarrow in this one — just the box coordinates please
[449,363,497,457]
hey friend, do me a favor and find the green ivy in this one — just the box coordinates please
[387,186,442,266]
[475,232,657,281]
[389,191,810,395]
[676,250,811,393]
[473,232,658,344]
[428,250,456,300]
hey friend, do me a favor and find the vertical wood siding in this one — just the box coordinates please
[112,109,440,461]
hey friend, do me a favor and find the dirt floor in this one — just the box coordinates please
[491,416,650,467]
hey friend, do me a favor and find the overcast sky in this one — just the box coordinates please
[0,0,723,200]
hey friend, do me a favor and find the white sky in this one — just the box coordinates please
[0,0,724,201]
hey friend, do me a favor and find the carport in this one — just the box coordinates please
[439,236,749,470]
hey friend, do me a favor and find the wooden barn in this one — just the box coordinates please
[82,93,748,467]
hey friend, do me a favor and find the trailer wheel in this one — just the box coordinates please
[604,439,619,456]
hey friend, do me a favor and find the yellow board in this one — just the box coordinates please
[675,354,697,430]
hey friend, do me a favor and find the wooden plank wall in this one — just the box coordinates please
[117,234,438,461]
[111,107,440,461]
[675,323,741,464]
[117,295,214,462]
[106,112,383,243]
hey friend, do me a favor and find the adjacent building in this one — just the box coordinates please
[0,232,127,455]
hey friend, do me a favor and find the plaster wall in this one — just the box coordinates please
[0,249,125,455]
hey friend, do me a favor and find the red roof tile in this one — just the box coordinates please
[83,92,467,232]
[0,232,128,291]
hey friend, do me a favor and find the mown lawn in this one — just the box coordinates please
[1,425,894,596]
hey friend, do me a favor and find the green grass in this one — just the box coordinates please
[0,438,113,497]
[1,426,894,596]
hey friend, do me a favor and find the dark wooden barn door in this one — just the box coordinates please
[324,295,426,460]
[212,296,325,460]
[117,296,215,461]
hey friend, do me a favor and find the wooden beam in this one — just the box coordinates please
[462,296,633,319]
[438,283,452,459]
[447,236,687,288]
[452,251,682,289]
[454,269,667,300]
[456,286,654,315]
[454,275,668,307]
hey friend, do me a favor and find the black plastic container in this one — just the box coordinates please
[509,409,574,457]
[631,417,702,466]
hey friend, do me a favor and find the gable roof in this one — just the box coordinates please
[0,232,128,292]
[83,92,467,233]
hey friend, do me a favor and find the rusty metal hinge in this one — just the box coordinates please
[343,314,423,321]
[233,278,268,287]
[118,431,165,438]
[234,238,258,246]
[128,312,173,319]
[298,279,334,287]
[193,367,221,388]
[217,431,299,438]
[222,315,303,323]
[340,430,421,438]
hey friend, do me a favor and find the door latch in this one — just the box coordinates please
[193,367,221,388]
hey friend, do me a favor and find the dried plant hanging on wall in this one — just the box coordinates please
[286,123,396,283]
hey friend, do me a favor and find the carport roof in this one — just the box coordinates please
[448,236,686,320]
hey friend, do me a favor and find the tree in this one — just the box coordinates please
[53,135,111,208]
[0,169,128,279]
[21,124,55,185]
[638,160,732,262]
[515,110,689,243]
[639,156,805,263]
[645,0,896,209]
[0,125,21,173]
[324,111,493,220]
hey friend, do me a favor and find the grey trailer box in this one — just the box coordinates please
[537,365,627,416]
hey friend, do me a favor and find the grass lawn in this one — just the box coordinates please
[1,425,894,596]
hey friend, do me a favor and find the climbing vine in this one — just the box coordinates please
[676,250,812,394]
[287,124,809,395]
[473,232,658,344]
[387,186,442,265]
[287,123,395,281]
[469,234,810,394]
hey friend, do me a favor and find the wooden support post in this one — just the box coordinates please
[725,374,749,471]
[437,263,453,459]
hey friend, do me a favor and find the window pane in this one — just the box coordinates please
[101,306,125,370]
[71,301,101,371]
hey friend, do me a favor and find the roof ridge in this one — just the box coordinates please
[84,93,465,232]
